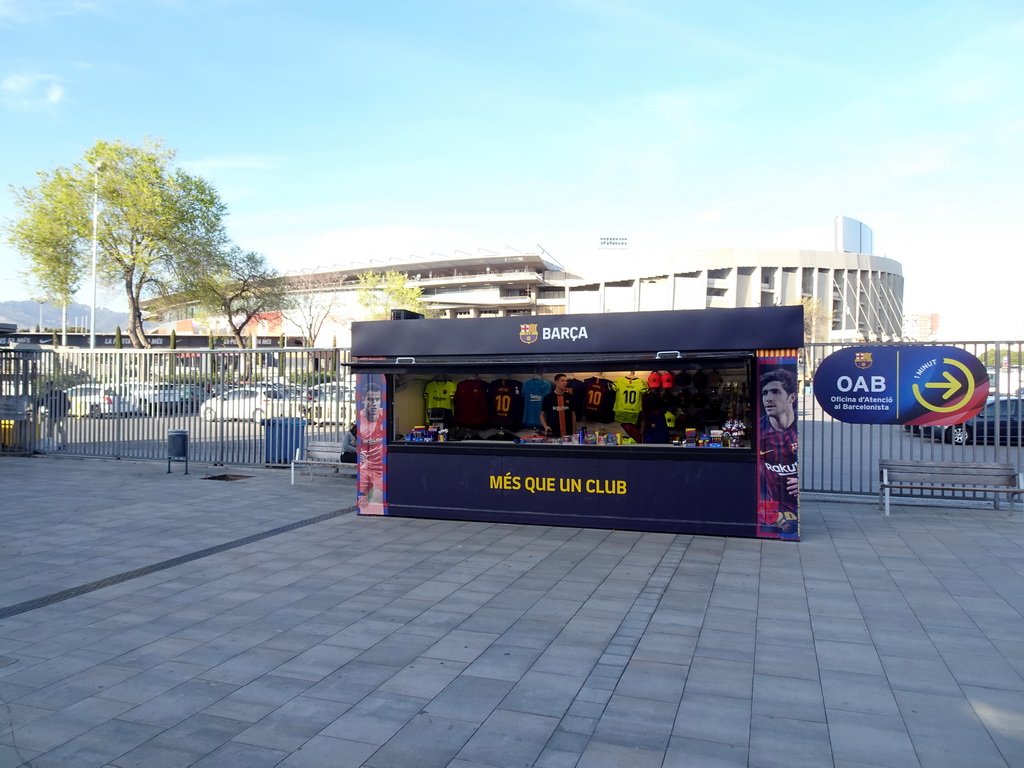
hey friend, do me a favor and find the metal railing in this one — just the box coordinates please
[3,341,1022,503]
[1,347,355,465]
[801,341,1023,498]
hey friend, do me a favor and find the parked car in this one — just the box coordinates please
[927,396,1023,445]
[119,383,193,414]
[302,382,356,425]
[200,386,306,423]
[65,384,141,418]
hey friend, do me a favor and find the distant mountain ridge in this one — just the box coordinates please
[0,300,132,333]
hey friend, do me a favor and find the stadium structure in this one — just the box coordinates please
[146,218,904,344]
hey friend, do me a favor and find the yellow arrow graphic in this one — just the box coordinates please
[911,358,975,413]
[924,370,962,400]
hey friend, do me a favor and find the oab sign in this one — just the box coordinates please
[813,346,989,425]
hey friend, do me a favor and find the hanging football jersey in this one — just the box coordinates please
[454,378,489,427]
[582,377,615,423]
[521,378,553,427]
[488,378,524,428]
[423,380,456,422]
[611,376,650,425]
[564,377,587,418]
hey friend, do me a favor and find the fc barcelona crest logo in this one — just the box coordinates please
[855,351,873,369]
[519,323,539,344]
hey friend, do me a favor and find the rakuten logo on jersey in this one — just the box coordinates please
[764,461,797,476]
[541,326,589,341]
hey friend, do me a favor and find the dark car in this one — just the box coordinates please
[929,396,1023,445]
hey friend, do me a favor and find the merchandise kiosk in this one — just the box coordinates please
[350,306,802,540]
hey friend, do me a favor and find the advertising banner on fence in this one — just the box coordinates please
[813,346,989,426]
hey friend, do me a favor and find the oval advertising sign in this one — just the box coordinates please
[813,346,989,425]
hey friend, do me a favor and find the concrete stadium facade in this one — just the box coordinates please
[147,246,904,345]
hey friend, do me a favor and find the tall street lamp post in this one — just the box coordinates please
[89,161,104,349]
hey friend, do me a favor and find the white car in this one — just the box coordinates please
[66,384,140,418]
[119,383,191,414]
[302,383,356,425]
[201,386,305,423]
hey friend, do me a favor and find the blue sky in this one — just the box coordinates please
[1,0,1022,339]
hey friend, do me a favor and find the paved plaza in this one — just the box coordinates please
[0,454,1022,767]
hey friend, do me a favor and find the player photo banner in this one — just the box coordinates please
[356,373,388,515]
[756,349,799,541]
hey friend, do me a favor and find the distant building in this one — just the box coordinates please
[903,313,941,342]
[144,221,904,345]
[566,247,903,343]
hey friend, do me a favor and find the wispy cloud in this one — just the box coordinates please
[1,73,64,109]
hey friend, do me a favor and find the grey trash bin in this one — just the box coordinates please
[265,417,306,465]
[167,429,189,474]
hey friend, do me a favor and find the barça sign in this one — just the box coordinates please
[813,346,990,426]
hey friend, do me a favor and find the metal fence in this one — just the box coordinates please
[801,341,1024,498]
[3,342,1022,501]
[1,347,355,466]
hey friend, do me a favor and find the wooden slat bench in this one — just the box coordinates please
[878,459,1023,516]
[291,440,357,484]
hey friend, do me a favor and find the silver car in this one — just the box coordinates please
[66,384,140,418]
[201,386,305,423]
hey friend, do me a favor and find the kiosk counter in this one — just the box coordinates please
[350,306,803,540]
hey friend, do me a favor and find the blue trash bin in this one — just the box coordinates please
[265,417,307,465]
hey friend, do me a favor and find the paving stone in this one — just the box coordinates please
[501,670,585,718]
[613,659,688,703]
[457,709,559,767]
[821,669,900,716]
[118,678,238,728]
[748,714,833,768]
[423,673,515,723]
[274,734,379,768]
[18,718,161,768]
[363,713,479,768]
[463,644,543,682]
[752,674,826,723]
[683,656,753,699]
[377,656,467,699]
[895,688,1009,767]
[827,710,919,767]
[6,696,134,753]
[672,692,751,747]
[591,694,676,751]
[318,690,429,745]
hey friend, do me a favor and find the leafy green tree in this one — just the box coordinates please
[357,270,428,321]
[6,138,228,348]
[175,245,286,350]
